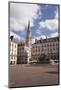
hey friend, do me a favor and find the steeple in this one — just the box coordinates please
[25,20,32,64]
[26,20,32,46]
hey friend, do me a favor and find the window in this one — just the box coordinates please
[14,61,15,64]
[36,48,37,52]
[14,57,15,59]
[42,45,43,47]
[38,47,40,52]
[15,50,16,54]
[10,61,12,64]
[15,44,16,48]
[50,49,52,52]
[38,49,40,52]
[41,47,43,51]
[47,44,49,46]
[33,46,35,48]
[53,48,55,50]
[50,44,52,47]
[44,44,46,47]
[12,43,13,47]
[53,43,55,46]
[11,56,13,59]
[36,46,37,48]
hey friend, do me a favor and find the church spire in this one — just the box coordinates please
[28,20,30,32]
[26,20,32,46]
[25,20,32,64]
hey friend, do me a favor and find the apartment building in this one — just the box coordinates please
[10,40,18,64]
[31,37,59,62]
[17,42,27,64]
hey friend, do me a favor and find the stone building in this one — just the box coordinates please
[31,37,59,62]
[17,42,27,64]
[10,36,59,64]
[10,40,18,64]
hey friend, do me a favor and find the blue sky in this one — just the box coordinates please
[10,3,59,43]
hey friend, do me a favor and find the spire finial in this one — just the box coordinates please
[28,19,30,31]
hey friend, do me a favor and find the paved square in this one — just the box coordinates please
[9,64,59,87]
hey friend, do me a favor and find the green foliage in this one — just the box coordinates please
[38,54,50,64]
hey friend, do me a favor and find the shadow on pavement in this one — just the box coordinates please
[45,71,58,74]
[24,64,58,67]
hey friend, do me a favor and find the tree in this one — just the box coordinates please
[38,54,50,64]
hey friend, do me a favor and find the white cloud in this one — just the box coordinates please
[54,7,58,19]
[50,32,59,38]
[32,38,35,44]
[39,19,58,31]
[10,17,25,31]
[45,19,58,30]
[33,34,46,41]
[41,35,46,39]
[39,7,58,31]
[55,11,58,19]
[10,3,40,31]
[39,21,45,28]
[36,29,42,35]
[32,35,46,43]
[36,29,46,39]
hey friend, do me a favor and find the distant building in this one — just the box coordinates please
[10,36,59,64]
[10,40,18,64]
[17,42,27,64]
[32,37,59,62]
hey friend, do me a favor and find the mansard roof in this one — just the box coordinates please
[33,36,59,44]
